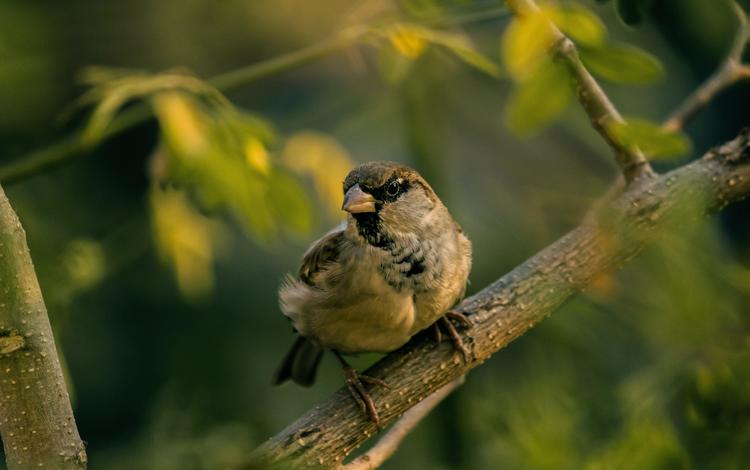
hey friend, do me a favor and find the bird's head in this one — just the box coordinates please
[341,161,442,247]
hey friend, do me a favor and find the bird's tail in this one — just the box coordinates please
[272,336,323,387]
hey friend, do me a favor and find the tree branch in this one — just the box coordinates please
[342,377,464,470]
[246,128,750,469]
[663,2,750,132]
[505,0,654,183]
[0,186,87,469]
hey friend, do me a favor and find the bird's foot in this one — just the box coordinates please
[341,366,389,428]
[432,309,472,362]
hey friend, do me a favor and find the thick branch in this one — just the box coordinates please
[505,0,654,183]
[247,128,750,469]
[0,186,86,469]
[663,2,750,132]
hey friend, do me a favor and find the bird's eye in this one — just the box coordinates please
[386,180,400,197]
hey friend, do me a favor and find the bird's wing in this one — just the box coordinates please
[298,223,347,287]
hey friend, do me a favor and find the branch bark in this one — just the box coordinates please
[0,186,86,469]
[505,0,654,183]
[342,377,464,470]
[247,128,750,469]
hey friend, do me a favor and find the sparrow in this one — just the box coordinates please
[273,161,472,426]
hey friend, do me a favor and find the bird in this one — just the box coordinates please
[273,161,472,426]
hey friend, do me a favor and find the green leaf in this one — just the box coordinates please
[500,8,556,81]
[420,29,502,78]
[558,4,607,48]
[608,118,691,159]
[505,59,572,135]
[374,23,501,79]
[282,131,354,218]
[377,43,416,85]
[268,169,313,235]
[580,42,663,84]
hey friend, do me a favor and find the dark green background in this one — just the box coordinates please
[1,0,749,468]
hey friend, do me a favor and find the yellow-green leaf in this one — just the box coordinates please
[420,29,501,78]
[62,239,106,292]
[505,59,572,135]
[501,7,557,81]
[377,43,416,85]
[388,24,428,59]
[152,92,208,157]
[244,136,271,175]
[375,23,501,79]
[608,118,691,159]
[558,4,606,48]
[268,169,313,235]
[580,43,663,84]
[150,186,225,300]
[282,131,353,218]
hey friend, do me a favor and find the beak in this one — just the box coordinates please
[342,184,376,214]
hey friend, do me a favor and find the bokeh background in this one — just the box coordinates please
[1,0,750,468]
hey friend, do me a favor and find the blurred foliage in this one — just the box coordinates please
[76,67,351,299]
[465,220,750,469]
[579,42,663,84]
[150,185,226,300]
[71,5,505,298]
[499,0,682,156]
[608,117,691,159]
[1,0,749,469]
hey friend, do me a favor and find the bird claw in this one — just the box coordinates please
[445,309,472,328]
[434,309,472,362]
[341,366,387,428]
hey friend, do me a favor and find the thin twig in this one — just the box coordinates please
[663,2,750,132]
[505,0,654,183]
[342,377,465,470]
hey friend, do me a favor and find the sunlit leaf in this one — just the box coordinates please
[150,186,225,300]
[79,68,227,145]
[505,59,572,135]
[152,92,208,157]
[608,118,691,159]
[501,7,557,81]
[244,137,271,175]
[376,23,501,79]
[282,131,353,218]
[388,23,428,59]
[580,42,663,84]
[420,28,501,78]
[558,4,606,48]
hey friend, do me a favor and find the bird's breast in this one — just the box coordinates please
[378,234,444,293]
